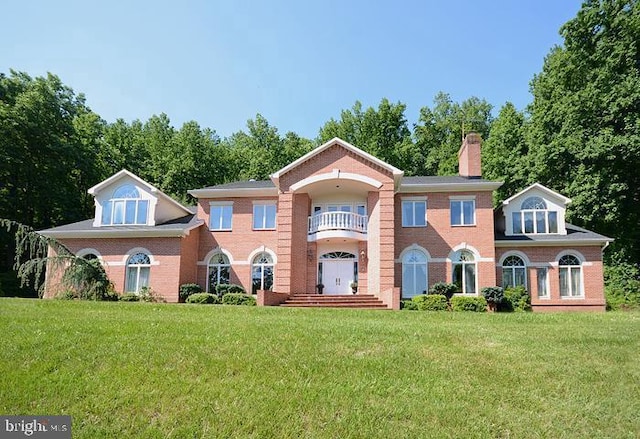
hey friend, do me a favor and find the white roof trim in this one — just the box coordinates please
[88,169,192,215]
[495,238,612,247]
[399,181,503,193]
[502,183,571,206]
[270,137,404,181]
[188,187,278,199]
[39,220,204,239]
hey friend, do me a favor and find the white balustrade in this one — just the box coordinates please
[308,212,368,234]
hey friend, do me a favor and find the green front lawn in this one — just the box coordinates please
[1,299,638,438]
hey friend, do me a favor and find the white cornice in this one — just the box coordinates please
[39,221,204,239]
[495,238,612,247]
[399,181,503,193]
[188,187,278,199]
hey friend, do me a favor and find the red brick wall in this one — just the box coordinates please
[394,191,496,291]
[495,246,605,311]
[55,237,185,302]
[196,197,278,294]
[179,228,200,286]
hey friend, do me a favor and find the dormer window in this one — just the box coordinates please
[512,196,558,234]
[101,184,149,226]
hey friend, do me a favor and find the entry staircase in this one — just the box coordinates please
[280,294,388,309]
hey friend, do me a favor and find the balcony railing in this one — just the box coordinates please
[308,212,368,235]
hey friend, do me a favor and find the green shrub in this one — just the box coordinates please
[450,295,487,312]
[215,283,246,296]
[186,293,219,304]
[119,292,140,302]
[428,282,458,299]
[55,290,77,300]
[502,286,531,312]
[138,287,165,303]
[179,283,203,302]
[604,262,640,310]
[221,293,256,306]
[412,294,448,311]
[481,286,504,309]
[400,299,418,310]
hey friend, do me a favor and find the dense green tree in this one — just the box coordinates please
[318,99,413,171]
[482,102,529,202]
[527,0,640,263]
[414,92,493,176]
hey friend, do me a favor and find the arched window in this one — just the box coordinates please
[102,184,149,226]
[452,250,476,294]
[126,252,151,293]
[512,196,558,234]
[252,252,274,294]
[83,253,99,261]
[402,249,428,298]
[208,252,230,293]
[502,255,526,289]
[559,254,582,297]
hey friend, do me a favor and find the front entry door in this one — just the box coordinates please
[323,260,354,295]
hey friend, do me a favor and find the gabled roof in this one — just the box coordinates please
[188,180,277,199]
[400,175,503,193]
[495,222,613,246]
[270,137,404,188]
[39,215,204,239]
[502,183,571,206]
[88,169,192,215]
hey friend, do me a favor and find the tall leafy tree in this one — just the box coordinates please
[318,99,413,171]
[414,92,493,176]
[527,0,640,263]
[482,102,529,202]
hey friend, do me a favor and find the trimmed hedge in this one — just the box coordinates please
[428,282,458,298]
[119,292,140,302]
[221,293,256,306]
[450,295,487,312]
[400,299,418,310]
[412,294,448,311]
[186,293,219,304]
[215,283,246,296]
[503,286,531,312]
[179,283,203,302]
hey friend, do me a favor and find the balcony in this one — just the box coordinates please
[308,211,368,242]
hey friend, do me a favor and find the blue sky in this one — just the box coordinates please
[1,0,583,139]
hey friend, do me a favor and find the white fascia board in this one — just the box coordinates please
[399,182,503,193]
[502,183,572,206]
[39,221,204,239]
[494,238,613,247]
[188,187,278,199]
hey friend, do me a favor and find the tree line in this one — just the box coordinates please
[1,0,639,295]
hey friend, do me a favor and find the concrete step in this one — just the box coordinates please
[280,294,389,309]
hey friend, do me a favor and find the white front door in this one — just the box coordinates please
[323,260,354,295]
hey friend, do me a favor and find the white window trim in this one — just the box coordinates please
[536,267,550,299]
[252,201,277,231]
[451,249,478,296]
[556,252,585,299]
[206,252,231,293]
[512,209,559,235]
[500,254,528,290]
[401,197,427,228]
[449,197,476,227]
[209,201,233,231]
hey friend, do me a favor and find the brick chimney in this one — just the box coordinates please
[458,132,482,178]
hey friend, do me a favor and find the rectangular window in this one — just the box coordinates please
[136,200,149,224]
[548,212,558,233]
[512,212,522,234]
[101,201,112,225]
[402,200,426,227]
[537,268,548,298]
[210,204,233,230]
[450,199,475,226]
[253,203,276,230]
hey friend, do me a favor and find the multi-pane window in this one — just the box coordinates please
[502,255,526,289]
[253,204,276,230]
[512,196,558,234]
[252,252,274,294]
[402,250,428,298]
[402,200,427,227]
[210,203,233,230]
[537,267,549,298]
[101,184,149,226]
[450,199,475,226]
[559,255,582,297]
[452,250,476,294]
[208,252,230,293]
[125,252,151,293]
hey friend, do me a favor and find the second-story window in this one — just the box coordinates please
[210,203,233,231]
[402,199,427,227]
[101,184,149,226]
[450,199,475,226]
[253,203,276,230]
[512,196,558,234]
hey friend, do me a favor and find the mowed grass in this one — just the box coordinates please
[0,299,639,438]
